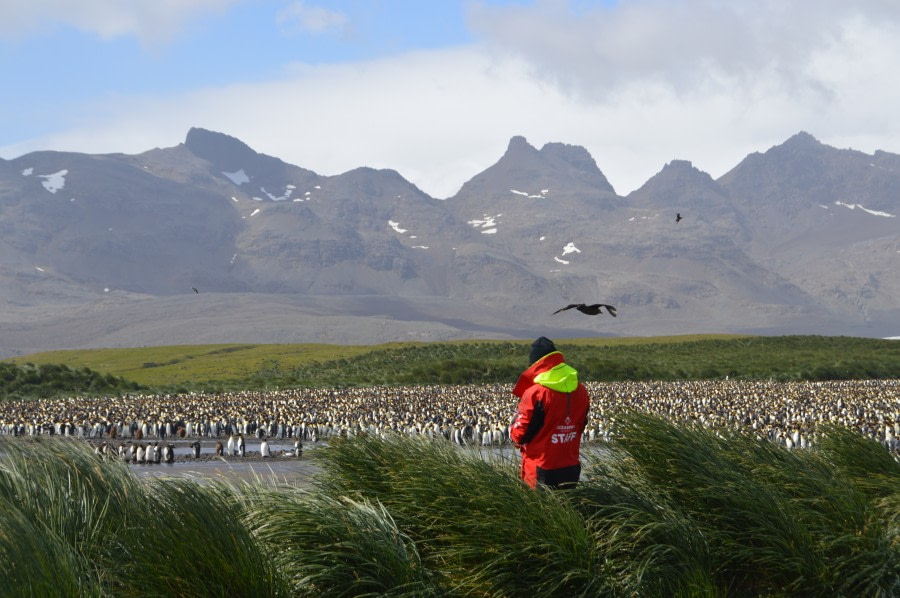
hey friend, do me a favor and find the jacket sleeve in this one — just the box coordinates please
[510,391,545,446]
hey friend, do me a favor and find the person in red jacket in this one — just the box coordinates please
[510,337,590,489]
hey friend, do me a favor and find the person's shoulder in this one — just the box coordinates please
[524,383,552,398]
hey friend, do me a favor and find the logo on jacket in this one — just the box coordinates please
[551,431,577,444]
[552,422,577,444]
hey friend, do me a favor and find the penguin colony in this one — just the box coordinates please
[0,380,897,455]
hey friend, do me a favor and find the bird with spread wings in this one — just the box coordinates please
[553,303,617,316]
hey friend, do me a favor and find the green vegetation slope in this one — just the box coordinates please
[3,335,899,399]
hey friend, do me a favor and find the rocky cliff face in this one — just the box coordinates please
[0,128,897,357]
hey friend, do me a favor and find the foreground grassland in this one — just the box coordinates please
[1,414,897,597]
[3,335,900,398]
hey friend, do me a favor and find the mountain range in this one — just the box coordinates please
[1,128,897,358]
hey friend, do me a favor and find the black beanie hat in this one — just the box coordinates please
[529,336,557,364]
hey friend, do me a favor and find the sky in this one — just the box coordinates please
[3,0,900,199]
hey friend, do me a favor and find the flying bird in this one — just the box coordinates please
[676,213,683,223]
[553,303,617,317]
[192,287,199,294]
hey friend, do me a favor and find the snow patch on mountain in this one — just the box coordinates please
[389,220,407,234]
[469,214,501,234]
[510,189,549,199]
[39,170,67,193]
[834,201,895,218]
[552,242,580,265]
[222,169,249,185]
[261,185,295,201]
[388,220,429,247]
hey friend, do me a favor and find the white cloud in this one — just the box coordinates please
[0,0,237,44]
[277,2,347,36]
[466,0,900,100]
[4,1,900,199]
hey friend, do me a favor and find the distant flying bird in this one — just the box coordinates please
[192,287,199,294]
[553,303,617,317]
[676,213,683,223]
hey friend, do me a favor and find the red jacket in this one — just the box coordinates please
[510,351,590,488]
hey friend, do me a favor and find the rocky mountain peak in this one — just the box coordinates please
[782,130,820,148]
[184,127,259,169]
[663,158,695,170]
[183,127,320,192]
[657,159,707,178]
[456,135,615,198]
[761,131,828,163]
[500,135,540,161]
[337,166,430,200]
[629,159,718,199]
[539,141,614,193]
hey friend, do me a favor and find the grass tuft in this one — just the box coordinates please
[0,413,897,596]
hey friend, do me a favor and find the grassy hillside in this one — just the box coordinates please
[3,343,377,386]
[2,335,742,387]
[3,335,899,397]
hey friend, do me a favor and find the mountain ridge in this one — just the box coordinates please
[0,128,897,358]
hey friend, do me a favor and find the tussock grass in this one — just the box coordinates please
[0,493,96,597]
[571,449,717,596]
[0,415,897,597]
[0,437,288,597]
[246,490,436,597]
[107,476,289,598]
[0,361,140,400]
[612,414,825,592]
[313,435,608,596]
[0,436,140,597]
[607,413,900,596]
